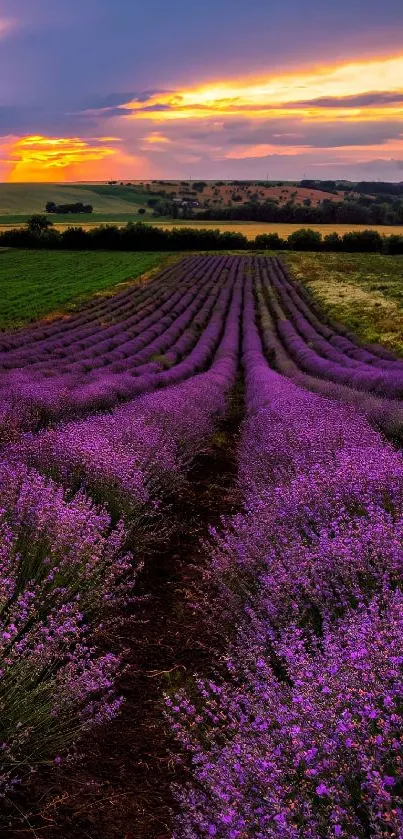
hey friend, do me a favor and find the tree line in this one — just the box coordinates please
[1,218,403,254]
[45,202,93,214]
[191,198,403,226]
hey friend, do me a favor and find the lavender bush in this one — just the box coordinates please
[0,459,133,794]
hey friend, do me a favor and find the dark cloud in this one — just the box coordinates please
[84,93,138,110]
[164,119,403,151]
[130,103,173,113]
[319,157,403,175]
[84,90,172,110]
[286,91,403,108]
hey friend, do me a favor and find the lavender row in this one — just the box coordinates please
[275,295,403,398]
[9,260,243,524]
[170,261,403,838]
[0,256,237,438]
[0,257,243,795]
[274,257,403,369]
[267,260,372,370]
[0,254,200,354]
[0,255,207,369]
[254,259,403,441]
[262,259,403,398]
[278,258,398,362]
[15,255,227,378]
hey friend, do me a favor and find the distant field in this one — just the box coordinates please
[0,250,169,329]
[284,251,403,355]
[0,212,146,227]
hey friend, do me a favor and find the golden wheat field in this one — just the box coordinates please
[150,221,403,240]
[1,219,403,240]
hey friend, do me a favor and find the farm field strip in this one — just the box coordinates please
[2,253,403,836]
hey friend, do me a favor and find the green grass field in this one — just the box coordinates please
[0,183,148,215]
[0,250,170,329]
[284,252,403,355]
[0,212,148,227]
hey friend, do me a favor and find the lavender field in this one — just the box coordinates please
[1,253,403,837]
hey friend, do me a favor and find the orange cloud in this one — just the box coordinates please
[142,132,171,144]
[123,53,403,124]
[5,135,119,182]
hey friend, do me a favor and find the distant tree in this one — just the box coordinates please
[45,201,93,214]
[323,232,343,252]
[342,230,383,253]
[384,235,403,255]
[255,233,287,250]
[151,198,174,217]
[26,215,54,235]
[192,181,207,193]
[138,208,146,215]
[288,228,322,251]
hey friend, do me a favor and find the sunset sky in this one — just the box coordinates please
[0,0,402,182]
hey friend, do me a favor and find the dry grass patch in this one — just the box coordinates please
[284,252,403,355]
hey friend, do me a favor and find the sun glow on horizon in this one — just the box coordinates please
[4,135,119,182]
